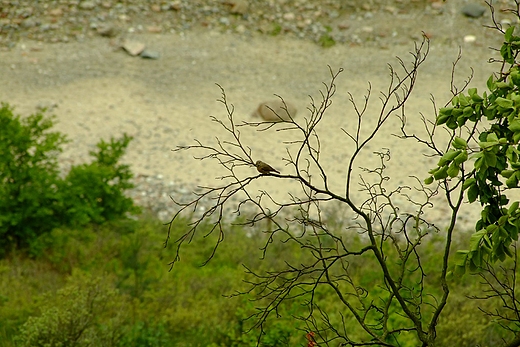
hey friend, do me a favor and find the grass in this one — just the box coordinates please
[0,215,515,347]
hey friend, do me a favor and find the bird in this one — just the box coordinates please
[255,160,280,174]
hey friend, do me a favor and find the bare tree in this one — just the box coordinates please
[164,34,460,346]
[164,1,520,345]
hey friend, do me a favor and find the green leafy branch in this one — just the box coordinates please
[427,26,520,274]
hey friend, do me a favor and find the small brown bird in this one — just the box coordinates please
[255,160,280,174]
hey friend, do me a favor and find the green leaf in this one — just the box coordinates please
[459,93,470,107]
[468,183,479,203]
[501,169,515,178]
[501,44,514,64]
[436,114,450,125]
[514,132,520,143]
[508,119,520,132]
[506,173,519,188]
[447,162,460,178]
[453,151,468,165]
[469,251,483,271]
[487,133,499,142]
[470,92,484,103]
[424,176,434,185]
[470,229,487,251]
[508,201,519,214]
[484,151,497,167]
[438,149,461,166]
[451,95,459,106]
[505,26,515,43]
[453,250,469,267]
[463,177,476,190]
[433,165,449,180]
[487,75,495,91]
[452,137,467,150]
[474,154,486,171]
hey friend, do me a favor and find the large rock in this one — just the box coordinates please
[122,40,145,56]
[461,3,486,18]
[252,100,297,122]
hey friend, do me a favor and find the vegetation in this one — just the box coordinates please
[0,104,139,256]
[0,218,514,347]
[164,3,520,347]
[2,3,520,347]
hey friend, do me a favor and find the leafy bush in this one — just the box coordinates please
[0,103,67,254]
[0,103,138,256]
[0,218,514,347]
[59,134,139,226]
[427,26,520,274]
[16,271,129,347]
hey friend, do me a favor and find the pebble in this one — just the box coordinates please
[122,40,145,56]
[229,0,248,15]
[464,34,477,43]
[252,100,298,122]
[97,25,118,37]
[140,49,160,59]
[79,1,96,10]
[461,3,487,18]
[219,17,230,26]
[146,25,162,33]
[0,0,383,49]
[283,13,295,21]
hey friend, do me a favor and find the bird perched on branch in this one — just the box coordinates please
[255,160,280,174]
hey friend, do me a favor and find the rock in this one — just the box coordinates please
[229,0,248,15]
[146,25,162,33]
[219,17,230,25]
[49,8,63,17]
[464,35,476,43]
[431,2,444,10]
[122,40,145,56]
[283,12,295,21]
[337,21,349,30]
[461,3,486,18]
[140,49,160,59]
[235,24,246,33]
[21,18,37,28]
[252,100,297,122]
[170,1,182,11]
[97,24,118,37]
[79,1,96,10]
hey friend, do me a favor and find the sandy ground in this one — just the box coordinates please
[0,7,506,228]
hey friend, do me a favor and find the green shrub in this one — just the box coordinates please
[16,271,129,347]
[59,134,139,226]
[0,104,138,256]
[0,103,67,254]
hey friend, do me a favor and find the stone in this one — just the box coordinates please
[464,35,476,43]
[21,18,37,28]
[461,3,486,18]
[170,1,181,11]
[146,25,162,33]
[230,0,248,15]
[49,8,63,17]
[97,24,118,37]
[235,24,246,33]
[283,12,295,21]
[122,40,145,56]
[252,100,297,122]
[140,49,160,59]
[337,21,349,30]
[79,1,96,10]
[219,17,230,25]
